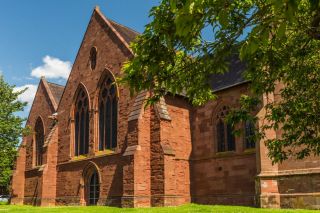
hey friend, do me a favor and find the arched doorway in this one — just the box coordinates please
[88,171,100,205]
[82,162,101,206]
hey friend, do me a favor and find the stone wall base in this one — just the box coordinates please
[11,195,188,207]
[192,194,256,207]
[9,197,24,205]
[260,193,320,210]
[122,195,189,208]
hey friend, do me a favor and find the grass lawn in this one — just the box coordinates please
[0,204,319,213]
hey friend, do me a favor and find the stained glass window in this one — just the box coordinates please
[90,47,97,70]
[245,120,256,149]
[216,106,236,152]
[99,75,118,150]
[74,88,89,156]
[88,171,99,205]
[35,117,44,166]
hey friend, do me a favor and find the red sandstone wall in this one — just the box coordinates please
[190,84,257,206]
[10,139,27,205]
[40,126,58,206]
[164,96,192,205]
[25,81,56,171]
[55,10,134,206]
[22,80,56,205]
[56,155,124,206]
[257,83,320,209]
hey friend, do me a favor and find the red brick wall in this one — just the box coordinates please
[190,84,257,206]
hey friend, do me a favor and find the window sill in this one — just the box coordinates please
[27,164,45,172]
[95,149,116,157]
[244,148,256,154]
[215,151,236,157]
[71,155,89,162]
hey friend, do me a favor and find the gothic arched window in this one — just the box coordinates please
[35,117,44,166]
[98,75,118,151]
[217,119,225,152]
[88,171,100,205]
[244,120,256,149]
[215,106,235,152]
[90,47,97,70]
[74,88,89,156]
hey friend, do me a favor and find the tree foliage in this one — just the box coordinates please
[0,76,27,190]
[122,0,320,163]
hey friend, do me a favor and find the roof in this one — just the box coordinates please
[47,82,65,104]
[101,10,247,92]
[93,7,247,92]
[108,19,140,44]
[210,55,248,91]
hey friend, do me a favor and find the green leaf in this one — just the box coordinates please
[218,10,229,28]
[277,22,286,38]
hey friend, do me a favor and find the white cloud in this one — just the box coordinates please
[31,55,71,80]
[14,84,38,107]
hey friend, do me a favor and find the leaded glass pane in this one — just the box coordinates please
[111,99,117,148]
[245,121,256,149]
[217,119,225,152]
[35,118,44,166]
[227,123,235,151]
[99,102,104,151]
[98,75,118,151]
[105,97,111,149]
[74,88,89,156]
[80,110,85,155]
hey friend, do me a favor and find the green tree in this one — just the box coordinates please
[0,76,27,191]
[122,0,320,163]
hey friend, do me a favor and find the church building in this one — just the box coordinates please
[10,7,320,209]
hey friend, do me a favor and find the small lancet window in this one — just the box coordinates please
[35,117,44,166]
[245,120,256,149]
[74,88,90,156]
[215,106,235,152]
[99,75,118,151]
[90,47,97,70]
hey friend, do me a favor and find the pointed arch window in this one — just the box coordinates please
[215,106,235,152]
[217,119,225,152]
[90,47,97,70]
[88,171,100,205]
[74,88,90,156]
[244,120,256,149]
[35,117,44,166]
[99,75,118,151]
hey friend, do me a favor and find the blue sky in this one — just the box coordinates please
[0,0,158,118]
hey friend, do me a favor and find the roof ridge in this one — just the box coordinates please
[40,78,58,111]
[43,123,58,147]
[93,7,134,54]
[47,81,65,88]
[107,18,141,35]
